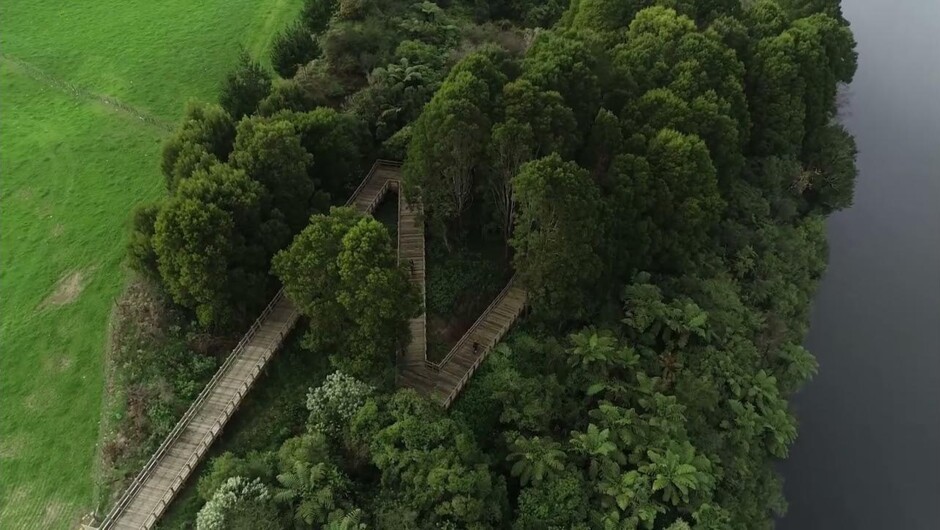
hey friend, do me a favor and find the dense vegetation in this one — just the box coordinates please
[125,0,858,528]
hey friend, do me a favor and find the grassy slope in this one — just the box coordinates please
[0,0,300,120]
[0,1,300,527]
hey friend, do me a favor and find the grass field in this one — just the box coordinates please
[0,1,301,527]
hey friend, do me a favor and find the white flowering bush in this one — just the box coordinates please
[196,476,271,530]
[306,371,373,437]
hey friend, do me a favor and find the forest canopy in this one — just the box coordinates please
[124,0,858,528]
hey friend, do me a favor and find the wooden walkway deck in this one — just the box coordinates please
[97,160,526,528]
[96,161,404,530]
[401,278,527,408]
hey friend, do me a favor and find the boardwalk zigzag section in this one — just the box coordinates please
[97,160,526,529]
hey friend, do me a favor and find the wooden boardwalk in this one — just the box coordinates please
[96,161,405,529]
[401,279,527,408]
[96,160,525,528]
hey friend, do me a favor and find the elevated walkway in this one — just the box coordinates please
[96,160,526,528]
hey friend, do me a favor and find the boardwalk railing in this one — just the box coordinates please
[97,158,522,527]
[97,161,402,529]
[425,278,516,372]
[98,290,293,529]
[427,278,525,408]
[347,159,402,211]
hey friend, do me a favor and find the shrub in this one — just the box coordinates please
[219,51,272,120]
[127,202,161,277]
[306,371,373,438]
[197,451,277,502]
[196,476,280,530]
[271,22,321,78]
[277,432,332,472]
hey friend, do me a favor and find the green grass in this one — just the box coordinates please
[0,1,301,527]
[0,0,302,121]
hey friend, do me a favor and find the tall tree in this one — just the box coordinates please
[152,165,272,327]
[230,117,317,232]
[802,122,858,213]
[277,108,368,199]
[220,51,273,120]
[502,79,579,159]
[609,129,724,274]
[511,154,605,320]
[366,391,509,529]
[403,70,492,246]
[580,108,624,185]
[488,119,534,250]
[271,22,321,78]
[161,103,236,191]
[272,207,419,385]
[748,37,805,156]
[522,31,602,132]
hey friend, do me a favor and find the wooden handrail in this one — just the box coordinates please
[98,290,288,528]
[137,311,296,527]
[345,159,402,208]
[441,283,524,408]
[426,277,516,372]
[98,161,402,529]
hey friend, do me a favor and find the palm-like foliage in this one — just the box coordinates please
[639,442,712,506]
[326,509,368,530]
[275,461,350,526]
[569,328,618,369]
[569,424,626,480]
[507,435,567,486]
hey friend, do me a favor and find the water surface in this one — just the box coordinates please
[780,0,940,528]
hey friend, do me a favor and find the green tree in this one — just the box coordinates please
[368,391,508,529]
[511,154,605,320]
[507,435,567,486]
[610,129,724,273]
[272,208,419,385]
[306,371,374,438]
[778,0,847,23]
[640,442,714,506]
[198,451,277,502]
[277,433,332,473]
[161,103,236,190]
[787,14,858,139]
[570,0,645,36]
[275,461,353,527]
[348,57,444,143]
[276,108,367,199]
[487,119,534,249]
[502,79,578,159]
[196,477,281,530]
[747,31,808,157]
[220,51,273,120]
[522,31,602,131]
[152,165,272,327]
[230,116,316,232]
[514,470,591,530]
[127,202,161,277]
[336,218,420,381]
[272,21,321,78]
[744,0,791,40]
[403,70,492,244]
[613,6,749,145]
[302,0,340,32]
[581,108,624,183]
[802,122,858,213]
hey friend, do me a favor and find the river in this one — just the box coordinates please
[779,0,940,528]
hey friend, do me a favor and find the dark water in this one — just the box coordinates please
[780,0,940,528]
